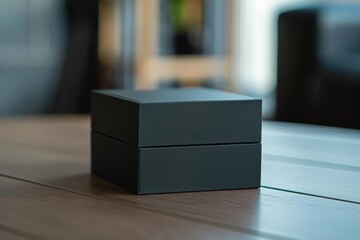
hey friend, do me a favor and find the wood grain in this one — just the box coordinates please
[0,116,359,240]
[0,115,90,157]
[0,229,29,240]
[0,176,259,240]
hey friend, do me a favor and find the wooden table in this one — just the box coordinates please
[0,116,359,240]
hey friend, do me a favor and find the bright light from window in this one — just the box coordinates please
[235,0,312,96]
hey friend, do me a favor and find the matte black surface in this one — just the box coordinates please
[91,131,261,194]
[139,143,261,194]
[138,101,260,147]
[91,131,138,193]
[92,92,139,146]
[92,88,261,147]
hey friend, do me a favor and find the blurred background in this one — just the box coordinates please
[0,0,359,129]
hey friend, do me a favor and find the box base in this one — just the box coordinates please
[92,131,261,194]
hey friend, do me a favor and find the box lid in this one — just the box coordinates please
[92,88,261,147]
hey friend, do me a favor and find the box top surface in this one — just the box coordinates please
[92,87,262,147]
[95,88,254,104]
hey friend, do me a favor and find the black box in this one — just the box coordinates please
[91,88,262,194]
